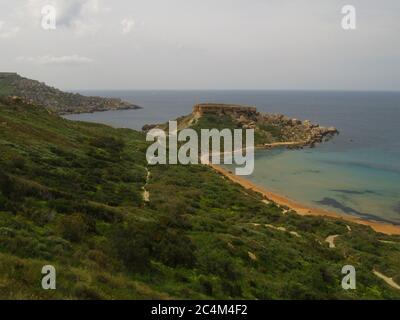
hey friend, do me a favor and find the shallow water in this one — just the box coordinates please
[239,145,400,224]
[64,90,400,224]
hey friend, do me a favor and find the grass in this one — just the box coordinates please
[0,97,399,299]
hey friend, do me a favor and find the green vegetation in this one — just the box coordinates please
[191,114,239,132]
[152,105,338,148]
[0,73,140,114]
[0,97,399,299]
[163,112,279,145]
[0,78,14,96]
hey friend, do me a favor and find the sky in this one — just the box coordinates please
[0,0,399,91]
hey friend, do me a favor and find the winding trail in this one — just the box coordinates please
[373,270,400,290]
[325,235,339,248]
[265,224,302,238]
[142,168,150,203]
[379,240,397,244]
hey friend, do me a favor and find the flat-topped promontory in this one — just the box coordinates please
[193,103,257,117]
[143,103,339,148]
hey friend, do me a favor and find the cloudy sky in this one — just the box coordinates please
[1,0,399,90]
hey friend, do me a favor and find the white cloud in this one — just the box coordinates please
[16,54,94,65]
[0,21,20,39]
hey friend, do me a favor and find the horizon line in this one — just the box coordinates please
[68,88,400,93]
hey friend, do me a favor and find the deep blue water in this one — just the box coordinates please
[64,90,400,224]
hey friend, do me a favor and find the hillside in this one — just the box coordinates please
[0,73,140,114]
[0,97,400,299]
[143,103,339,147]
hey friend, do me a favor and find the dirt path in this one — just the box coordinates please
[208,164,400,236]
[379,240,397,244]
[325,235,339,248]
[142,168,150,203]
[373,270,400,290]
[265,224,301,238]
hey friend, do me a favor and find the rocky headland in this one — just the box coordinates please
[143,103,339,148]
[0,73,141,115]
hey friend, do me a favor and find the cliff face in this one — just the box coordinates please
[0,73,140,114]
[193,103,257,118]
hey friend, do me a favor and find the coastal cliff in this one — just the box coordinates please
[0,73,140,114]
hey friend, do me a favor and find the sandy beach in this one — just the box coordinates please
[210,163,400,236]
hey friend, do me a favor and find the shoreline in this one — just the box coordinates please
[59,104,141,116]
[68,106,399,236]
[210,163,400,236]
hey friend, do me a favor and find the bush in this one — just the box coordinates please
[0,170,14,198]
[198,276,213,296]
[74,283,108,300]
[199,250,241,281]
[58,214,88,242]
[90,136,125,154]
[154,229,196,268]
[110,220,152,272]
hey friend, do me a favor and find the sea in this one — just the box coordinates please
[64,90,400,225]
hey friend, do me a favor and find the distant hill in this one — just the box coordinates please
[0,73,140,114]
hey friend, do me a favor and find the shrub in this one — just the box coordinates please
[58,214,88,242]
[90,136,125,153]
[110,220,152,272]
[198,276,213,296]
[154,229,196,268]
[74,283,108,300]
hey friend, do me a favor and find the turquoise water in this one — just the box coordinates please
[65,90,400,225]
[238,145,400,224]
